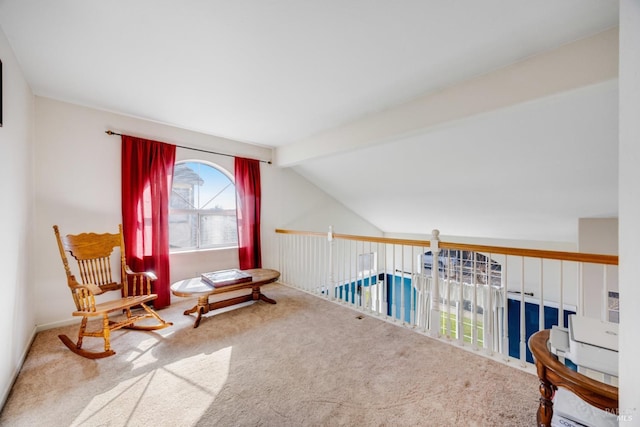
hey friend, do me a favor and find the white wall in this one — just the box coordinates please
[619,0,640,421]
[261,165,384,272]
[578,218,618,320]
[0,27,36,407]
[33,97,380,326]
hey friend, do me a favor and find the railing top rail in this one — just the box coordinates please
[275,228,618,265]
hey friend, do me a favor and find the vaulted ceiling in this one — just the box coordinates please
[0,1,620,242]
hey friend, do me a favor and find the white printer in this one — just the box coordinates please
[550,314,618,377]
[548,315,619,427]
[568,314,618,377]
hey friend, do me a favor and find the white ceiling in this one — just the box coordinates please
[294,80,619,242]
[0,1,620,242]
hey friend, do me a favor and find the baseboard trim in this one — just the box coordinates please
[0,325,37,411]
[35,317,77,333]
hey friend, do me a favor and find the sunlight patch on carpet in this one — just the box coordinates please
[125,336,161,367]
[71,347,233,427]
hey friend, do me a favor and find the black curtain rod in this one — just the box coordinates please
[105,130,272,164]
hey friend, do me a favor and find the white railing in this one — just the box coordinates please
[276,228,619,370]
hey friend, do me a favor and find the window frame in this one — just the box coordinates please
[169,159,238,253]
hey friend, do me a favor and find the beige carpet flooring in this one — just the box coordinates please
[0,283,539,426]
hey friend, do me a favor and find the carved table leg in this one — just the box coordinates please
[183,305,198,315]
[193,306,204,328]
[193,296,211,328]
[183,296,210,328]
[251,285,276,305]
[259,293,277,304]
[537,378,555,427]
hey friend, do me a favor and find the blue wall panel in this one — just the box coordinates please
[386,274,416,323]
[335,276,377,305]
[507,299,575,363]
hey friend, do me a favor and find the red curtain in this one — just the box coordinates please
[121,135,176,308]
[235,157,262,269]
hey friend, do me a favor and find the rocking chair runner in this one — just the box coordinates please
[53,224,172,359]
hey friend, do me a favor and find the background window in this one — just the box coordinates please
[169,161,238,251]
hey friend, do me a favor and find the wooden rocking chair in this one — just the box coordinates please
[53,224,172,359]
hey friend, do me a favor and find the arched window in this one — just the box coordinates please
[169,161,237,251]
[422,250,502,286]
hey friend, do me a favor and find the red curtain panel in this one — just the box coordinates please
[121,135,176,308]
[235,157,262,269]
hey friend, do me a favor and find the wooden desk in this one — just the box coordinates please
[171,268,280,328]
[528,329,618,426]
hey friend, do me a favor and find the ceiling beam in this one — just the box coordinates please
[275,27,618,167]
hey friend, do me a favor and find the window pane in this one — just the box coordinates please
[199,212,238,248]
[169,213,198,250]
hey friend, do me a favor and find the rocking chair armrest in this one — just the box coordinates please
[123,267,157,296]
[84,283,105,295]
[69,279,104,296]
[70,284,100,312]
[124,266,158,281]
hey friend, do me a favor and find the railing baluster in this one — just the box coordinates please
[502,256,509,360]
[343,239,348,304]
[336,238,341,301]
[400,243,405,324]
[539,259,544,333]
[296,234,301,289]
[446,250,452,339]
[298,235,301,287]
[302,235,307,289]
[519,256,526,367]
[410,245,415,326]
[471,254,478,350]
[312,235,316,291]
[458,253,464,345]
[345,239,349,302]
[369,240,375,314]
[305,236,310,291]
[486,252,494,355]
[286,234,291,287]
[319,235,324,296]
[359,240,363,308]
[559,261,564,328]
[328,226,334,300]
[351,240,355,307]
[392,244,397,322]
[353,240,356,306]
[383,242,388,319]
[374,241,380,315]
[306,235,310,291]
[354,240,358,308]
[351,239,356,307]
[313,236,318,294]
[291,234,296,287]
[602,265,608,322]
[429,230,441,337]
